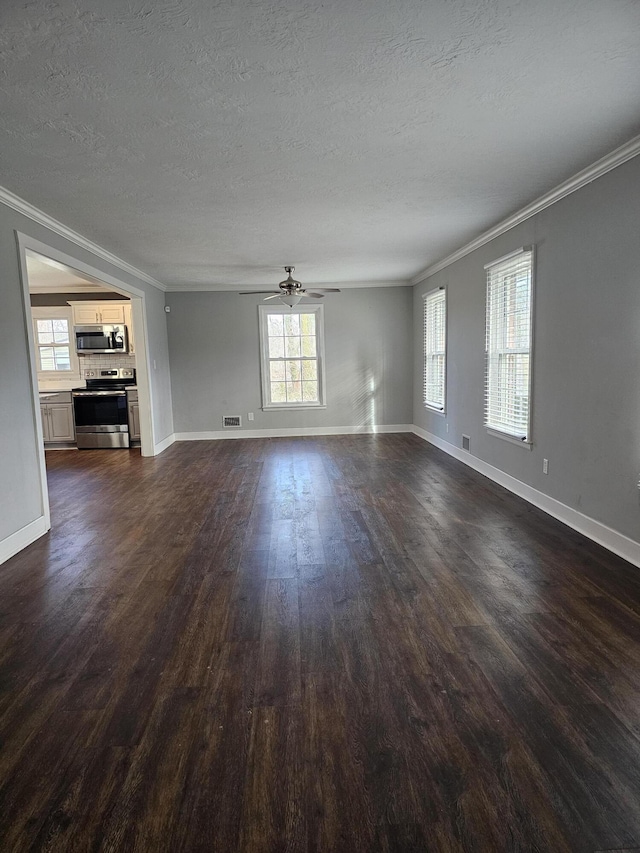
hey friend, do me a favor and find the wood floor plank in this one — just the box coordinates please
[172,640,259,852]
[457,623,640,850]
[2,435,640,851]
[255,578,301,708]
[239,706,307,853]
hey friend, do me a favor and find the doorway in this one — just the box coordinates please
[16,232,157,532]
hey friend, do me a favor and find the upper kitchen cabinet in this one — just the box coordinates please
[99,303,127,323]
[70,302,126,325]
[123,303,135,355]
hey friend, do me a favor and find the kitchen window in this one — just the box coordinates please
[259,304,326,409]
[485,247,534,444]
[31,307,80,381]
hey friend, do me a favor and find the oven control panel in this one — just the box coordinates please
[83,368,135,380]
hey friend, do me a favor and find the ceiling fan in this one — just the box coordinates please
[239,267,341,307]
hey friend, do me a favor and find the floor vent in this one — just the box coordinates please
[462,434,471,452]
[223,415,242,428]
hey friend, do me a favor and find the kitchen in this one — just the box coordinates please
[28,250,142,453]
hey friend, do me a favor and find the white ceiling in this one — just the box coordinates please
[25,251,113,293]
[2,1,640,289]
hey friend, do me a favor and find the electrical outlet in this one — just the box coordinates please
[248,412,254,421]
[543,458,549,475]
[446,423,449,433]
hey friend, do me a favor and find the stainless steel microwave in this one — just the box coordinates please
[75,324,129,354]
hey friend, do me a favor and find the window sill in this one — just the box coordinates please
[486,427,532,449]
[263,404,327,411]
[424,405,446,417]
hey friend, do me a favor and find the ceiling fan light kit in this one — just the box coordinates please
[239,266,341,307]
[279,293,303,307]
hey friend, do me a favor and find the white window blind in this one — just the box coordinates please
[485,248,533,441]
[423,288,446,410]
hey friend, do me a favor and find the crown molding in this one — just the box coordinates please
[0,185,167,292]
[165,279,411,292]
[412,133,640,285]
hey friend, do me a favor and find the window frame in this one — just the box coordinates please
[258,303,327,411]
[423,286,447,414]
[31,306,81,382]
[484,246,534,447]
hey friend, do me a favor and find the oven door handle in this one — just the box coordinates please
[72,391,127,397]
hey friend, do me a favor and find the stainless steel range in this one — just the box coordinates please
[72,368,136,449]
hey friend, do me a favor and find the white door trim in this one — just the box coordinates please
[15,231,159,531]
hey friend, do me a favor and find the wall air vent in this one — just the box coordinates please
[462,434,471,452]
[223,415,242,428]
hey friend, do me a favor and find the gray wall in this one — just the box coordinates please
[0,201,173,547]
[168,287,413,433]
[413,154,640,543]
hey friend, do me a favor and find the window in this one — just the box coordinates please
[485,247,533,442]
[259,304,325,409]
[423,288,446,411]
[31,307,80,380]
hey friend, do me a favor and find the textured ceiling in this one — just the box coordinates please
[1,1,640,289]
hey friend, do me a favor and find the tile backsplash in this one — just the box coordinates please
[38,352,137,392]
[78,354,137,373]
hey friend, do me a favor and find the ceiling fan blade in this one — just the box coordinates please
[305,292,325,298]
[238,291,281,295]
[263,294,283,300]
[310,288,341,292]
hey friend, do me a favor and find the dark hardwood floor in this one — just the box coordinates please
[2,435,640,851]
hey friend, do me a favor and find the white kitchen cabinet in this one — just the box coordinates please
[70,302,127,325]
[128,402,140,441]
[39,393,75,444]
[72,304,101,324]
[48,404,75,441]
[123,303,135,355]
[99,303,126,323]
[127,388,140,442]
[40,404,50,441]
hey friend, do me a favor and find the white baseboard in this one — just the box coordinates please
[154,433,176,455]
[412,425,640,569]
[0,516,49,566]
[175,424,413,441]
